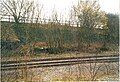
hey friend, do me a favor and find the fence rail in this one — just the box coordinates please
[0,15,80,27]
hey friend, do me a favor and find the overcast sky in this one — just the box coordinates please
[37,0,119,19]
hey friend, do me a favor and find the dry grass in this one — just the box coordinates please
[1,62,118,82]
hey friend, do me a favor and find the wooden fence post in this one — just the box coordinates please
[9,15,10,22]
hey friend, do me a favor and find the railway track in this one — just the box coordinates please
[1,55,119,70]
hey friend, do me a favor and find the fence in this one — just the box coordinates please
[0,15,80,27]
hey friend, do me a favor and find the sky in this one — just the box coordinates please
[37,0,119,20]
[99,0,119,14]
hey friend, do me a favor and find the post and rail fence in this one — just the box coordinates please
[0,14,80,27]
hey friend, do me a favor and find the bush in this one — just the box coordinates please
[34,47,47,54]
[46,47,61,54]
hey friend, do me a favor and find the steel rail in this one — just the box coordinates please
[1,60,118,70]
[1,54,119,64]
[1,56,119,70]
[2,57,118,67]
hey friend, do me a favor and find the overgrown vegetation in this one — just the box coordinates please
[1,0,119,81]
[1,13,119,55]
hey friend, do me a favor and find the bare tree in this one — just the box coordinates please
[72,0,108,51]
[45,9,64,54]
[1,0,38,44]
[1,0,35,23]
[1,0,43,81]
